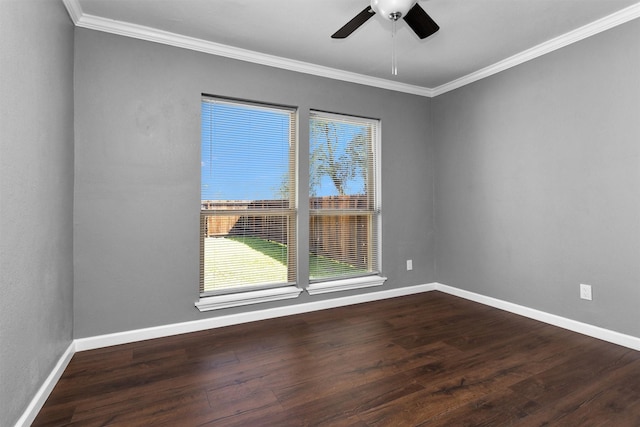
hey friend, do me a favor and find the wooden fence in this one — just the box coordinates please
[201,196,373,268]
[201,200,290,245]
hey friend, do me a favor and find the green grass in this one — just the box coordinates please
[309,253,366,280]
[203,237,286,291]
[203,236,365,292]
[227,236,288,265]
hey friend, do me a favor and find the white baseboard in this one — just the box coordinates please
[434,283,640,351]
[75,282,640,352]
[21,281,640,426]
[14,341,75,427]
[75,283,437,351]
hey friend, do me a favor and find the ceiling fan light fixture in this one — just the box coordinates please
[331,0,438,41]
[371,0,417,21]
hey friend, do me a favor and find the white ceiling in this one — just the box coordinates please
[67,0,640,96]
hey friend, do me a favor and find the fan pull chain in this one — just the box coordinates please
[391,20,398,75]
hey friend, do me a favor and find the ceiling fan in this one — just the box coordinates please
[331,0,440,40]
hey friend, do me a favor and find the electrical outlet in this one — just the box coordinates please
[406,260,413,271]
[580,284,592,301]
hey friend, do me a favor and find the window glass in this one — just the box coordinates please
[200,97,296,295]
[309,111,380,282]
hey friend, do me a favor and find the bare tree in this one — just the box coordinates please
[274,120,368,199]
[310,120,367,196]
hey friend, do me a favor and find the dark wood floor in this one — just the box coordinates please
[34,291,640,426]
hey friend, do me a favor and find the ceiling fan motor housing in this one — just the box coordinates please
[371,0,418,20]
[331,0,438,41]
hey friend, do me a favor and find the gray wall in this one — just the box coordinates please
[73,29,435,338]
[433,19,640,337]
[0,1,75,425]
[1,6,638,422]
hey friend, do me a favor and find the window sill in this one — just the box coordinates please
[195,286,303,312]
[306,275,387,296]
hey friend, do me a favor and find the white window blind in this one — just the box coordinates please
[200,97,297,296]
[309,111,381,283]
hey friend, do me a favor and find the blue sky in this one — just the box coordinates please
[201,101,367,201]
[201,101,290,201]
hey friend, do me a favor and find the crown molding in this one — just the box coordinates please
[61,0,82,24]
[432,2,640,96]
[61,0,434,97]
[63,0,640,98]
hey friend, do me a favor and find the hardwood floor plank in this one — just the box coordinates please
[515,358,640,426]
[270,340,461,410]
[205,378,281,422]
[281,372,425,426]
[358,387,467,426]
[421,388,540,427]
[404,326,579,400]
[32,292,640,426]
[509,340,637,404]
[70,389,212,427]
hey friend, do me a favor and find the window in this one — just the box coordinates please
[307,111,385,294]
[197,98,385,310]
[197,96,301,310]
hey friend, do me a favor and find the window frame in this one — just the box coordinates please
[306,110,386,295]
[196,95,302,311]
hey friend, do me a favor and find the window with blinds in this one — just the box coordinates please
[201,96,297,296]
[309,111,381,282]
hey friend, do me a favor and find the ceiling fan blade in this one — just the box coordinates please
[403,3,439,39]
[331,6,375,39]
